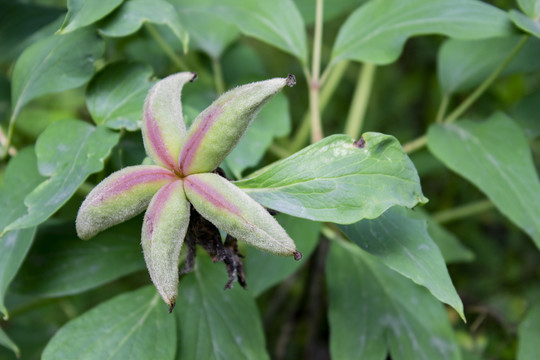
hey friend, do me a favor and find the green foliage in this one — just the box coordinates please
[1,0,540,359]
[235,134,427,223]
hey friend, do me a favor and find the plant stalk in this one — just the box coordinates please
[433,199,494,224]
[435,94,450,124]
[344,63,376,139]
[145,23,189,71]
[403,135,427,154]
[444,35,528,124]
[308,0,324,143]
[212,57,225,94]
[290,61,348,152]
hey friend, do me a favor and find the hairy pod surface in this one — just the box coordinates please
[76,166,177,240]
[142,180,190,310]
[142,72,196,172]
[184,172,297,256]
[179,75,296,175]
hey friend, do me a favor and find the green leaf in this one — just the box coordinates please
[225,93,291,179]
[171,0,239,59]
[245,214,321,297]
[339,206,464,319]
[509,10,540,39]
[0,2,63,62]
[438,36,540,95]
[0,325,19,358]
[60,0,124,33]
[10,27,105,122]
[42,286,176,360]
[517,304,540,360]
[327,241,461,360]
[517,0,540,18]
[331,0,512,65]
[421,211,474,264]
[4,120,120,233]
[511,90,540,139]
[0,147,44,319]
[235,134,427,224]
[12,221,146,298]
[427,112,540,250]
[99,0,188,52]
[175,255,269,359]
[86,62,154,131]
[192,0,308,65]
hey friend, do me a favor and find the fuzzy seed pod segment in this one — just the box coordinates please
[178,74,296,176]
[184,172,299,257]
[142,72,197,173]
[76,166,177,240]
[142,180,190,312]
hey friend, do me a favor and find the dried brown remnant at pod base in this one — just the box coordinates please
[353,137,366,148]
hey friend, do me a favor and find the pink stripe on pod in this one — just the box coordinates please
[144,106,178,171]
[179,106,222,175]
[143,180,181,240]
[184,175,241,216]
[92,167,177,205]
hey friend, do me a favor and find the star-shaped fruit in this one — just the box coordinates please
[76,72,300,311]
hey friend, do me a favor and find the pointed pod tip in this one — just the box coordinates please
[286,74,296,87]
[190,72,198,82]
[294,250,303,261]
[168,302,176,314]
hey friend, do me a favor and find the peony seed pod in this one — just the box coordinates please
[142,72,197,173]
[178,74,296,176]
[183,172,299,257]
[76,166,177,240]
[142,180,190,312]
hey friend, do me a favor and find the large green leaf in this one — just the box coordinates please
[225,93,291,179]
[331,0,512,65]
[517,304,540,360]
[0,147,44,319]
[10,27,104,121]
[438,36,540,95]
[427,112,540,249]
[0,2,63,62]
[86,62,154,131]
[175,255,269,359]
[4,120,119,233]
[0,325,19,358]
[171,0,239,59]
[327,241,460,360]
[12,221,146,298]
[60,0,124,33]
[235,134,427,224]
[518,0,540,18]
[509,10,540,39]
[244,214,321,297]
[42,286,176,360]
[191,0,308,65]
[339,206,464,319]
[99,0,188,52]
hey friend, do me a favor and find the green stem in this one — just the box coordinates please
[444,35,529,124]
[344,63,376,138]
[212,57,225,94]
[308,0,324,143]
[403,135,427,154]
[435,94,450,124]
[145,23,189,71]
[290,61,348,152]
[267,143,292,159]
[433,199,494,224]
